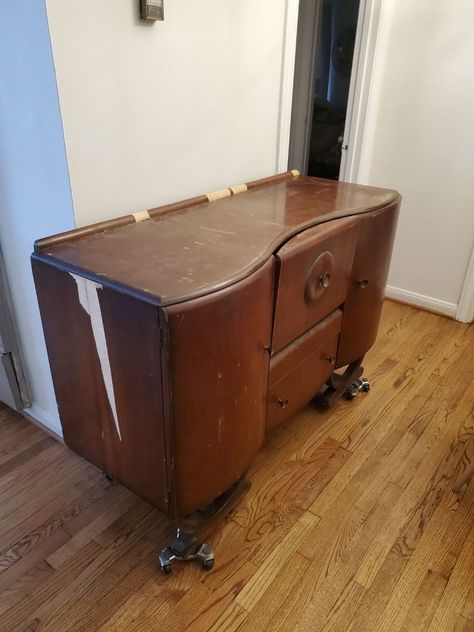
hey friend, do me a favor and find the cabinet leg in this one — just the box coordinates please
[158,530,214,574]
[158,476,250,575]
[316,357,370,408]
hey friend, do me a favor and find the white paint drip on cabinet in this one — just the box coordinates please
[70,273,122,440]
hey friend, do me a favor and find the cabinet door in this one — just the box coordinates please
[164,258,275,518]
[32,259,169,513]
[337,202,400,367]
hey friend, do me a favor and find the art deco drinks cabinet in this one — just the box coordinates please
[32,171,400,573]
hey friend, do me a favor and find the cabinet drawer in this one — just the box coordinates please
[269,309,342,387]
[272,217,358,352]
[266,328,339,431]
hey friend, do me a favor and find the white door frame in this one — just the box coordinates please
[278,1,473,324]
[277,0,384,181]
[276,0,301,173]
[456,244,474,323]
[339,0,383,182]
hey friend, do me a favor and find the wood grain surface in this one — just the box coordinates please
[0,301,472,631]
[32,176,399,307]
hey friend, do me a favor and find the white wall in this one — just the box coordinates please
[46,0,289,226]
[0,0,75,434]
[358,0,474,314]
[4,0,473,436]
[0,0,292,434]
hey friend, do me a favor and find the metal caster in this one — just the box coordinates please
[203,557,214,571]
[158,536,215,575]
[156,479,249,575]
[344,377,371,400]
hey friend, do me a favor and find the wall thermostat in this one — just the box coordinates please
[140,0,164,21]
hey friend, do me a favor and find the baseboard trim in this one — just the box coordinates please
[23,403,63,441]
[385,285,458,318]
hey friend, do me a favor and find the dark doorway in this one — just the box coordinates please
[288,0,361,180]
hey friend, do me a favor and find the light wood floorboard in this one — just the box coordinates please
[0,301,472,631]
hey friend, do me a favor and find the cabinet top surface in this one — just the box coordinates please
[33,176,399,306]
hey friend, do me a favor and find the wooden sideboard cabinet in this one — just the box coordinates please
[32,171,400,573]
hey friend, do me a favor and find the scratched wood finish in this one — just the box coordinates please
[0,301,472,631]
[164,259,275,516]
[32,176,399,307]
[32,176,400,521]
[32,259,168,512]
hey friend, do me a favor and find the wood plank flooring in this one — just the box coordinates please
[0,301,473,631]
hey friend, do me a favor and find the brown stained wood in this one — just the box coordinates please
[33,176,398,307]
[272,217,358,350]
[164,258,275,517]
[346,552,407,632]
[266,333,339,430]
[400,570,447,632]
[269,309,342,385]
[32,259,169,512]
[34,170,300,252]
[237,552,311,632]
[428,517,474,632]
[46,493,139,569]
[337,202,400,367]
[454,616,474,632]
[463,583,474,622]
[32,176,401,523]
[354,380,474,590]
[0,302,473,631]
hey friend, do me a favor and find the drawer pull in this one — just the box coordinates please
[305,251,335,305]
[277,398,289,409]
[326,355,336,366]
[320,272,332,288]
[357,278,369,288]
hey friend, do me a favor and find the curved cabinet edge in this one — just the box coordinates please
[31,194,401,310]
[337,201,401,368]
[160,257,275,518]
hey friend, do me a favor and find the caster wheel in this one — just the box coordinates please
[161,563,172,575]
[203,558,214,571]
[362,383,371,393]
[344,390,355,400]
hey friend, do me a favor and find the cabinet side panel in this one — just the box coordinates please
[32,258,168,512]
[165,258,275,517]
[337,202,400,367]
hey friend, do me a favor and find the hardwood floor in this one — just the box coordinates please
[0,301,473,631]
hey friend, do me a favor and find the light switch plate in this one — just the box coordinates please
[140,0,164,22]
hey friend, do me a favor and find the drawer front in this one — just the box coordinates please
[266,332,339,431]
[269,309,342,387]
[272,217,359,352]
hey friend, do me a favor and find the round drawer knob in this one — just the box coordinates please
[277,398,289,409]
[305,251,335,305]
[326,355,336,366]
[320,272,331,289]
[357,278,369,289]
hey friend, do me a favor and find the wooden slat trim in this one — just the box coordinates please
[34,170,300,251]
